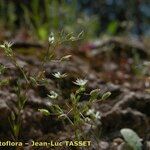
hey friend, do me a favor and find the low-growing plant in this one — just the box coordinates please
[0,32,111,148]
[0,41,29,141]
[39,77,111,140]
[9,82,27,141]
[120,128,142,150]
[37,33,111,141]
[0,32,82,141]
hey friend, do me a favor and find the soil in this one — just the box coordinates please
[0,38,150,150]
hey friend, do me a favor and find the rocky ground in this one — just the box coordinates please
[0,37,150,150]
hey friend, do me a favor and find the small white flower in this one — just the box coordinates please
[53,72,67,79]
[0,41,13,49]
[86,109,101,120]
[48,32,55,44]
[73,78,88,86]
[48,91,58,99]
[95,112,101,119]
[85,117,91,122]
[86,109,95,116]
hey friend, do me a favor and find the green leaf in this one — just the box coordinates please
[78,31,84,38]
[70,93,77,104]
[107,21,118,35]
[38,109,50,116]
[30,77,38,86]
[90,89,101,102]
[19,95,27,109]
[76,86,85,94]
[0,79,9,86]
[120,128,142,150]
[51,105,63,115]
[0,64,6,75]
[101,92,111,100]
[60,55,72,62]
[38,26,48,40]
[11,111,16,121]
[13,124,20,138]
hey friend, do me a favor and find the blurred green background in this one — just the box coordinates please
[0,0,149,41]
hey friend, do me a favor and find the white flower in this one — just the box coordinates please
[86,109,101,120]
[48,91,58,99]
[86,109,95,116]
[0,41,14,57]
[48,32,55,44]
[53,72,67,79]
[85,117,91,122]
[95,112,101,119]
[0,41,13,49]
[73,78,88,86]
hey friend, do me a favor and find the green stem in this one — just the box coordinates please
[11,57,29,84]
